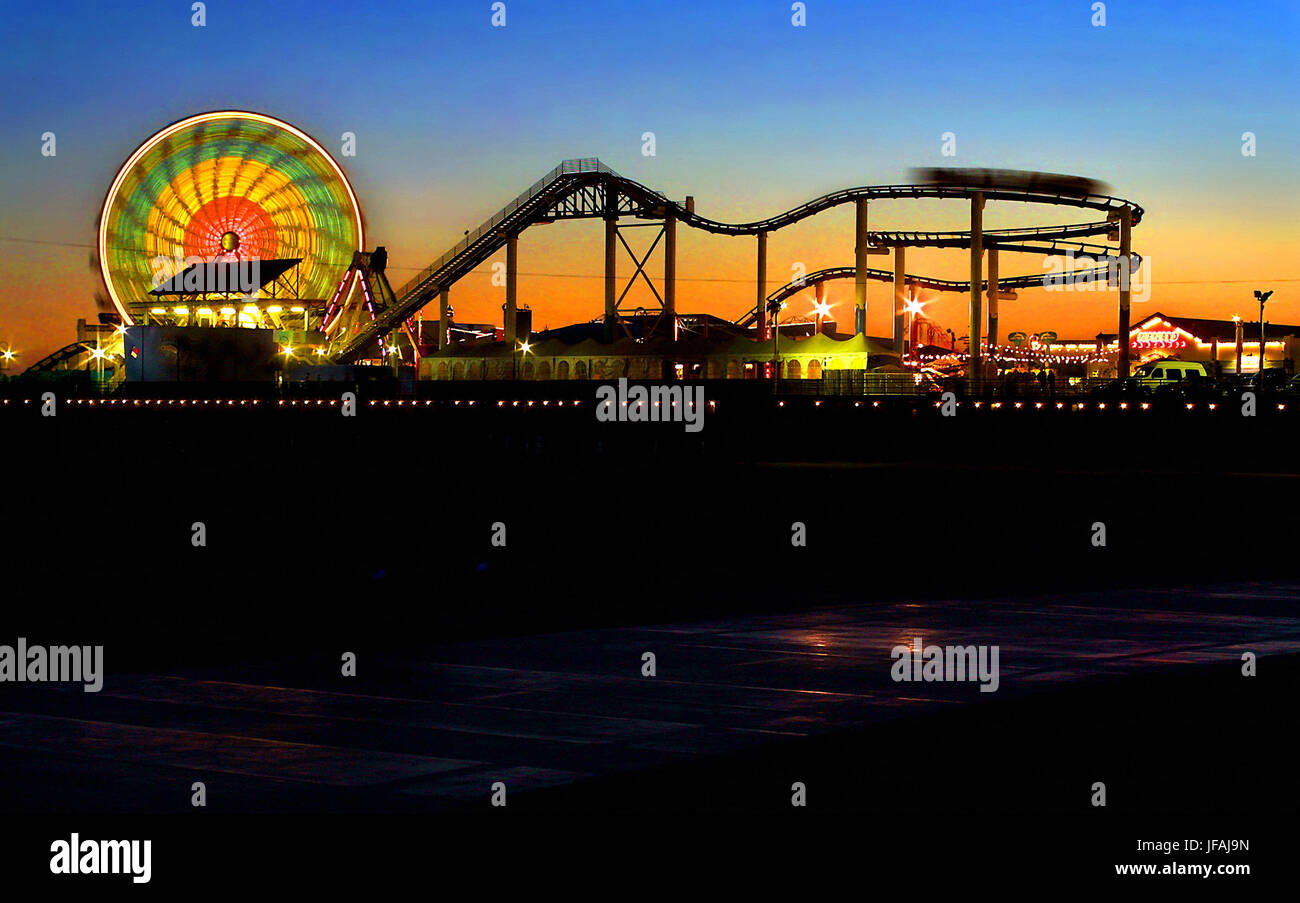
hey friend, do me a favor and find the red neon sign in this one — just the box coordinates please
[1130,329,1186,350]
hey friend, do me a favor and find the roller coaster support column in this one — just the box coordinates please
[604,196,618,342]
[757,231,768,342]
[1116,205,1133,378]
[664,212,677,339]
[986,247,999,350]
[438,287,450,349]
[505,233,519,346]
[855,199,869,336]
[968,193,985,380]
[892,246,906,355]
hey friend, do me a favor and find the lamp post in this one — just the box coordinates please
[516,339,531,381]
[904,296,926,366]
[281,345,296,389]
[1255,290,1274,376]
[88,344,107,392]
[767,297,785,387]
[813,299,831,336]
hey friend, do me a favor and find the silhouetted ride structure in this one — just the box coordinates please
[53,113,1145,383]
[329,159,1144,376]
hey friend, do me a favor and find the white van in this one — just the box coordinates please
[1136,360,1210,385]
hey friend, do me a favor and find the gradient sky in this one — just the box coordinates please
[2,0,1298,363]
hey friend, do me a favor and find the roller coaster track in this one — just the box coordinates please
[744,257,1146,330]
[23,341,98,374]
[335,159,1143,362]
[741,244,1147,328]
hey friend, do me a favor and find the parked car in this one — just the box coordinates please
[1238,368,1290,393]
[1088,376,1149,400]
[1151,372,1229,402]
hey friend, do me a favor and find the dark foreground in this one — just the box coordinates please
[0,580,1296,814]
[0,385,1297,884]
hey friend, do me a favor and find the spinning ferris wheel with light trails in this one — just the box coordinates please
[96,111,364,328]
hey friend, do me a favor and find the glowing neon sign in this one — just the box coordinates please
[1131,329,1187,349]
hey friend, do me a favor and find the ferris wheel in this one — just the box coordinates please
[97,111,364,326]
